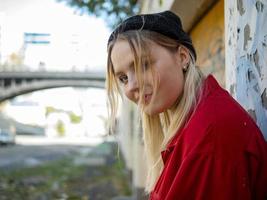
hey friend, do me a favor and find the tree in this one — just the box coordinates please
[57,0,140,28]
[56,120,65,136]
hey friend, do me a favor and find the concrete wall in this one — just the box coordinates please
[117,100,134,171]
[191,0,225,86]
[117,99,148,200]
[225,0,267,138]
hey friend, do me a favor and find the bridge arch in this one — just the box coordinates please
[0,71,106,102]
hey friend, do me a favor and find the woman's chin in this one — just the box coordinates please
[143,105,164,116]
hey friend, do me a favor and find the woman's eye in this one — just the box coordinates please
[118,75,128,84]
[143,61,149,70]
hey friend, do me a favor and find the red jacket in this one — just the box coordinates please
[150,75,267,200]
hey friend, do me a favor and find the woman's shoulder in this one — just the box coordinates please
[185,75,265,154]
[170,75,266,158]
[199,74,259,134]
[202,78,266,157]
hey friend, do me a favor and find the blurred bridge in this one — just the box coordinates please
[0,71,106,102]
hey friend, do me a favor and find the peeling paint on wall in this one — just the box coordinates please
[243,24,251,51]
[248,109,257,121]
[253,50,261,76]
[262,89,267,109]
[253,84,260,93]
[263,35,267,47]
[225,0,267,139]
[237,0,245,16]
[256,1,264,12]
[230,84,236,95]
[228,38,232,46]
[247,69,256,82]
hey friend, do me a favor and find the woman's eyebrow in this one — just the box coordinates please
[114,61,134,76]
[114,71,123,77]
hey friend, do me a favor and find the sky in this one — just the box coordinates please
[0,0,111,71]
[0,0,109,136]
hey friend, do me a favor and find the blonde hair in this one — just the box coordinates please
[106,30,204,192]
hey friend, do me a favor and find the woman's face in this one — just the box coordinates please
[110,39,189,115]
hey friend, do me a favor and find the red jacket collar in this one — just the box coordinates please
[164,74,221,150]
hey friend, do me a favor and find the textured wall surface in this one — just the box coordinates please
[191,0,225,87]
[117,99,148,196]
[225,0,267,138]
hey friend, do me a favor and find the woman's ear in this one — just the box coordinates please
[175,45,190,68]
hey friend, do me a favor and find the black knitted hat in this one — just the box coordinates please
[108,10,197,61]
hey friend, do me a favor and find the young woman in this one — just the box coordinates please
[106,11,267,200]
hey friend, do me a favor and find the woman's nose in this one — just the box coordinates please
[125,74,139,102]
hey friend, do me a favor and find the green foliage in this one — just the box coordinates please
[0,142,132,199]
[46,106,82,124]
[56,120,65,136]
[69,112,82,124]
[0,157,86,199]
[56,0,140,28]
[45,106,56,117]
